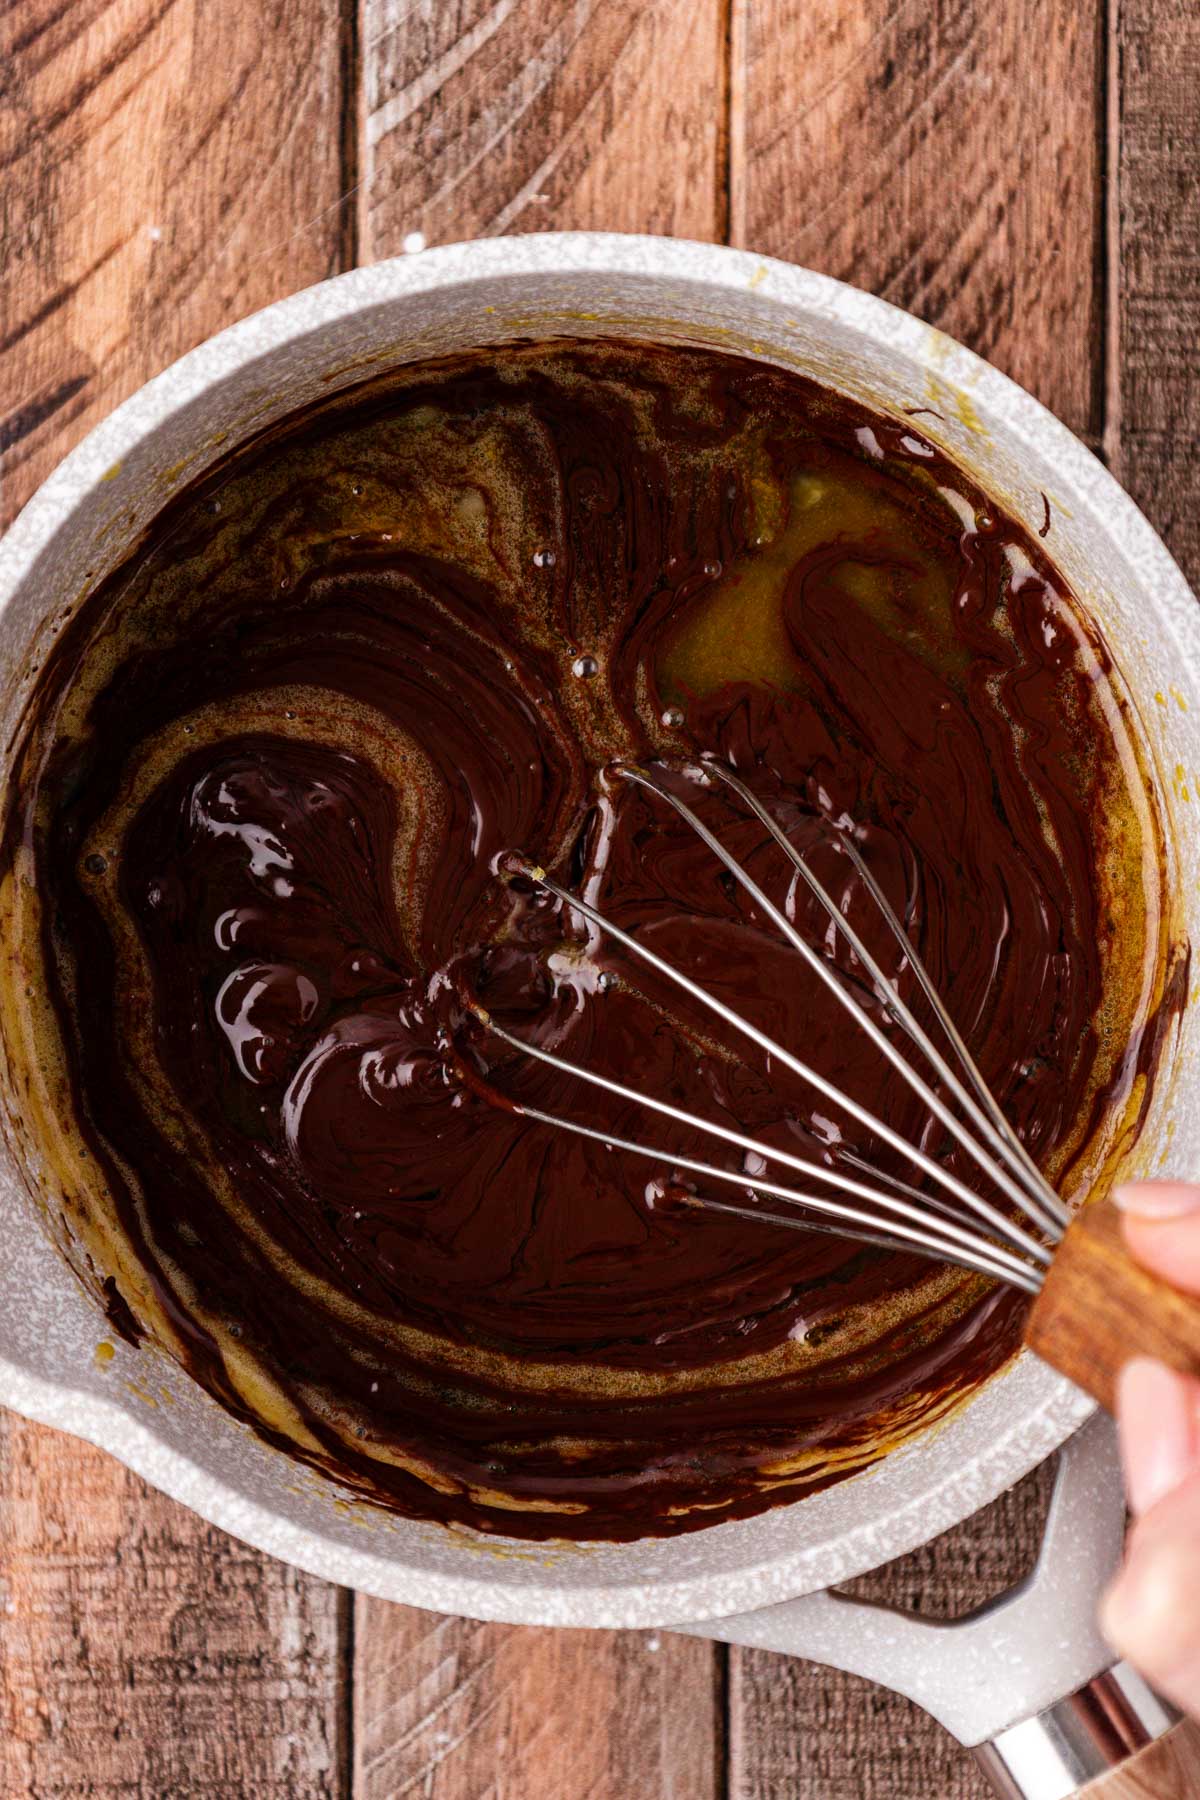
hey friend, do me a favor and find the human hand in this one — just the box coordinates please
[1100,1181,1200,1720]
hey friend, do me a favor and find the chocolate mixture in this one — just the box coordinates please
[0,341,1164,1539]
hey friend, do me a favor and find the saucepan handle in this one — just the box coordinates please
[675,1415,1198,1797]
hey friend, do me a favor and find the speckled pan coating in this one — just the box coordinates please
[0,234,1196,1629]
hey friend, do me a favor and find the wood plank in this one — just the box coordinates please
[0,1414,349,1797]
[729,1461,1056,1800]
[0,0,350,530]
[1112,0,1200,588]
[1077,32,1200,1787]
[360,0,728,256]
[729,0,1105,437]
[728,4,1108,1790]
[353,1599,721,1800]
[0,1,352,1793]
[350,12,729,1798]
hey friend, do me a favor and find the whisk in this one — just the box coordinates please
[478,757,1200,1413]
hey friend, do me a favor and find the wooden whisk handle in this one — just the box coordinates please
[1025,1196,1200,1414]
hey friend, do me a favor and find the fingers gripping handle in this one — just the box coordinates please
[676,1417,1192,1796]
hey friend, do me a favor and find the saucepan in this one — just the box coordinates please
[2,235,1198,1796]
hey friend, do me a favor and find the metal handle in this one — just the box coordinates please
[677,1414,1128,1748]
[675,1413,1193,1793]
[678,1415,1191,1792]
[974,1663,1180,1799]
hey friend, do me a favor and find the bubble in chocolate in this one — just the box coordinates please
[644,1173,698,1214]
[84,852,108,876]
[572,654,599,679]
[662,706,685,728]
[532,548,556,569]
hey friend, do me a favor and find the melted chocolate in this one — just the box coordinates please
[1,342,1164,1539]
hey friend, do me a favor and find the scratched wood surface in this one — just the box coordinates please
[349,8,729,1796]
[0,0,353,1793]
[353,1600,722,1800]
[0,1415,348,1797]
[361,0,728,253]
[728,0,1107,443]
[1111,0,1200,577]
[0,0,349,525]
[726,3,1105,1791]
[1,0,1198,1794]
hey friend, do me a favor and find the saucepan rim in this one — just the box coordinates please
[0,232,1193,1625]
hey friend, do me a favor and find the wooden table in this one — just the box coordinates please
[1,2,1197,1793]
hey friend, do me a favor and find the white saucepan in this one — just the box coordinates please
[2,235,1197,1797]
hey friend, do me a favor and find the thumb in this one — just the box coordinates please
[1114,1181,1200,1295]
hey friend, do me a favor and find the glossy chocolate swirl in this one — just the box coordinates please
[0,341,1164,1539]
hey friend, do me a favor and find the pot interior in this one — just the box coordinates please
[0,238,1195,1624]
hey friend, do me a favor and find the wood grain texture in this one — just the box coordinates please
[1112,0,1200,587]
[0,0,349,530]
[360,0,727,256]
[730,0,1105,436]
[4,0,1197,1794]
[728,1461,1055,1799]
[0,1,352,1793]
[1080,1720,1200,1798]
[1027,1197,1200,1413]
[0,1413,348,1798]
[348,11,729,1797]
[353,1599,721,1800]
[726,7,1112,1789]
